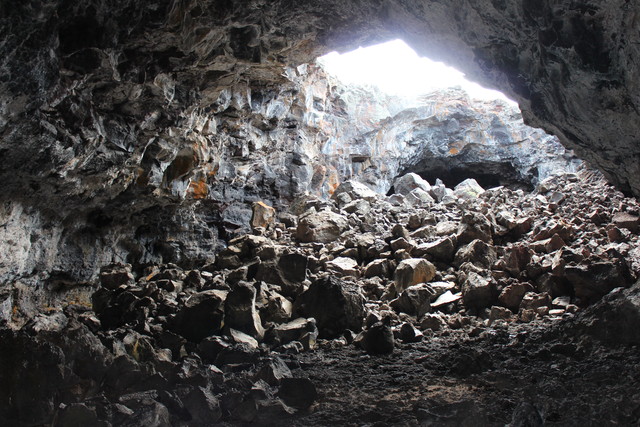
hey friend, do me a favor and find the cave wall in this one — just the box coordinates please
[0,0,638,288]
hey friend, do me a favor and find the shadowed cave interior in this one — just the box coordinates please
[2,2,640,426]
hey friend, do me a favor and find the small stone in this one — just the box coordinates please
[251,201,276,230]
[431,290,462,308]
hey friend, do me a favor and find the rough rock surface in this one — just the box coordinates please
[2,170,640,425]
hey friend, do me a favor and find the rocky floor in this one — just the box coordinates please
[2,169,640,426]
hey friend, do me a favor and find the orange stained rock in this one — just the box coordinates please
[189,178,209,199]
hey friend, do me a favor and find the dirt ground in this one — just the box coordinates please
[263,316,640,426]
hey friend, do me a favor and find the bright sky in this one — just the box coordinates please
[318,39,516,104]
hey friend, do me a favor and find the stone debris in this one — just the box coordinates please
[5,170,640,425]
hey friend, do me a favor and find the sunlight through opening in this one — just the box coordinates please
[318,39,516,105]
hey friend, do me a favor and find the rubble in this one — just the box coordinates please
[4,170,640,425]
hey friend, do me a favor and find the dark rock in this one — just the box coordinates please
[278,378,318,410]
[294,276,366,338]
[390,283,437,317]
[359,321,395,355]
[100,263,135,290]
[462,272,496,310]
[170,290,226,342]
[454,240,497,269]
[224,282,264,341]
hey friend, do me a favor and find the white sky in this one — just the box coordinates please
[318,39,516,104]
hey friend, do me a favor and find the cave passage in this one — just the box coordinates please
[317,39,578,194]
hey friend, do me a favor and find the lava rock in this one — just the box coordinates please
[224,282,265,341]
[394,258,437,293]
[251,201,276,230]
[170,290,226,342]
[294,276,366,338]
[278,378,318,409]
[359,321,395,355]
[296,210,348,243]
[462,272,496,309]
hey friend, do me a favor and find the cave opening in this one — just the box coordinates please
[316,39,580,194]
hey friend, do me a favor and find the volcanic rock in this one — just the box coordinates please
[394,258,437,293]
[296,211,348,243]
[294,276,366,338]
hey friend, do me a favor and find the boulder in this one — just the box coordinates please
[393,173,431,196]
[390,283,437,317]
[453,178,485,200]
[462,272,496,309]
[99,263,135,290]
[251,201,276,229]
[359,321,394,355]
[394,258,437,292]
[331,180,378,201]
[278,378,318,409]
[454,240,497,269]
[296,210,348,243]
[564,260,633,303]
[170,290,226,342]
[405,188,435,206]
[456,212,493,244]
[415,237,456,262]
[225,282,265,341]
[519,292,552,311]
[498,283,530,310]
[613,211,640,232]
[294,276,366,338]
[364,259,393,278]
[326,257,359,278]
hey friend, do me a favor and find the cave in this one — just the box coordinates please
[2,1,640,426]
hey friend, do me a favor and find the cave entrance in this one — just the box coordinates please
[316,40,579,194]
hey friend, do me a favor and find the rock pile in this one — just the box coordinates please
[2,168,640,425]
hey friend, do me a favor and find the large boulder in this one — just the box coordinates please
[462,272,496,309]
[394,258,437,293]
[296,210,348,243]
[393,173,431,196]
[453,179,485,200]
[170,290,226,342]
[294,276,366,338]
[390,283,437,317]
[454,240,497,269]
[224,282,265,341]
[250,201,276,230]
[331,180,378,201]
